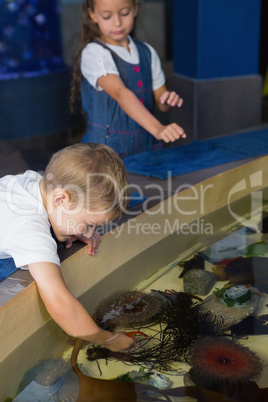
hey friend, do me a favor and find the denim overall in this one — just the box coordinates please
[81,40,163,159]
[0,258,18,281]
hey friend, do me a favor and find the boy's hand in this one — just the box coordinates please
[160,90,183,108]
[102,332,135,352]
[65,231,102,256]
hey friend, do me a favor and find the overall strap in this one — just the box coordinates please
[92,38,152,85]
[93,39,128,82]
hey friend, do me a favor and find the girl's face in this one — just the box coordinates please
[89,0,138,47]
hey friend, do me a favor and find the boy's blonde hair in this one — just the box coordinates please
[41,143,130,218]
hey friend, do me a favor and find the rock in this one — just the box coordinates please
[183,269,217,295]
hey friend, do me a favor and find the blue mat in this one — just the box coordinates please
[124,128,268,179]
[129,192,147,208]
[0,258,18,282]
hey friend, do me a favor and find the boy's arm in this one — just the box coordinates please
[28,261,133,351]
[98,74,186,143]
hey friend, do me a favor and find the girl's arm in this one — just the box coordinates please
[98,74,186,143]
[153,84,184,113]
[28,261,134,351]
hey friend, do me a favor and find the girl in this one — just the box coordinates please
[70,0,186,159]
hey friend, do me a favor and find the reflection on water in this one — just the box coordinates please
[11,202,268,401]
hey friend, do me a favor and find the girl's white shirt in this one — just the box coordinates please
[81,36,165,91]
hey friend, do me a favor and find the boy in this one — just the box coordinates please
[0,143,133,351]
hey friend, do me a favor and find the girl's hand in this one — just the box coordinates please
[156,123,186,143]
[65,231,102,256]
[160,90,183,108]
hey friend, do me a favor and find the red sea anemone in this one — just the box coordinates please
[188,337,263,387]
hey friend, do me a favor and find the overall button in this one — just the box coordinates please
[133,66,140,72]
[105,125,109,138]
[140,98,144,103]
[137,80,143,87]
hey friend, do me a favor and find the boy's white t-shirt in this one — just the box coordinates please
[0,170,60,269]
[81,36,165,91]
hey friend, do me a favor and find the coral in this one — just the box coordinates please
[200,285,261,329]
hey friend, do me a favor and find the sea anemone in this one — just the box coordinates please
[87,293,228,373]
[187,337,263,387]
[94,290,162,330]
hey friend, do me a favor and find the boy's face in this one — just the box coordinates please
[51,206,114,243]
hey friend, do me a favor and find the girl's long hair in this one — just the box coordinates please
[70,1,101,110]
[69,0,138,111]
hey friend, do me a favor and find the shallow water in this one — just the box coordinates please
[12,198,268,401]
